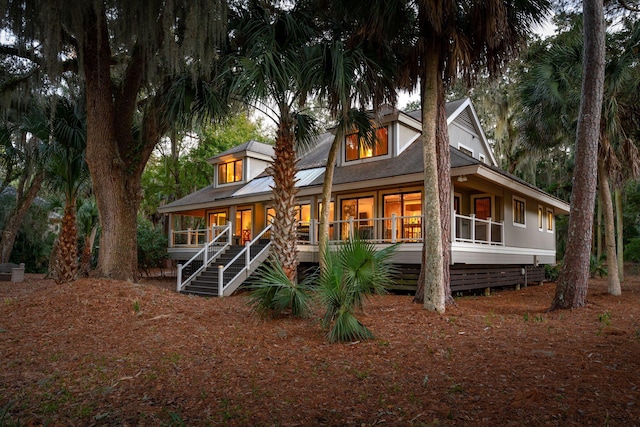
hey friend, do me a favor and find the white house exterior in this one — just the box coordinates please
[159,98,569,296]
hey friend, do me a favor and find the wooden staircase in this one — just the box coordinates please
[180,241,270,297]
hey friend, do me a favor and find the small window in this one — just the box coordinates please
[537,205,544,231]
[458,143,474,157]
[219,159,243,184]
[345,127,388,161]
[513,196,526,227]
[546,208,554,233]
[479,153,486,164]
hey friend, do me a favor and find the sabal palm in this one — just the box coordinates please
[45,99,89,283]
[518,17,640,295]
[399,0,550,312]
[311,41,400,271]
[229,1,318,283]
[317,238,397,343]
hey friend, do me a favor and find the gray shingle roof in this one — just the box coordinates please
[208,140,274,161]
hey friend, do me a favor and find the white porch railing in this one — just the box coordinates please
[453,212,504,246]
[170,212,504,258]
[171,225,228,247]
[177,223,232,292]
[218,224,272,297]
[299,214,427,244]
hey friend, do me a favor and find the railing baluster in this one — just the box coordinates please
[470,214,476,244]
[391,213,397,243]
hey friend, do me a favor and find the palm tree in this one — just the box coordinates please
[519,16,640,298]
[44,98,89,283]
[229,1,319,283]
[400,0,550,312]
[317,238,397,343]
[309,5,406,271]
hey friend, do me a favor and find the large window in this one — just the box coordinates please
[341,196,374,239]
[513,196,526,227]
[218,159,243,184]
[383,192,422,240]
[345,127,388,161]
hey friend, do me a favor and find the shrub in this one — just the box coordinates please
[625,238,640,263]
[544,263,560,281]
[590,254,608,278]
[137,218,168,276]
[317,238,397,343]
[245,257,315,318]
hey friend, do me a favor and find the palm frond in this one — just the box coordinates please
[246,257,314,318]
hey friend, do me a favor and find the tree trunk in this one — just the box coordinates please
[54,199,79,284]
[436,83,454,306]
[0,172,44,263]
[417,44,445,313]
[318,128,343,273]
[551,0,605,310]
[596,193,602,260]
[269,111,299,282]
[615,188,624,282]
[414,84,453,306]
[597,159,621,295]
[81,4,163,281]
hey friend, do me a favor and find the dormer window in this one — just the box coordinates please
[345,127,388,161]
[219,159,243,184]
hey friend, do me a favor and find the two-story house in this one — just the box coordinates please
[159,98,570,296]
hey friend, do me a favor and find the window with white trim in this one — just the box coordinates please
[537,205,544,231]
[458,143,474,157]
[512,196,526,227]
[345,127,388,161]
[546,208,554,233]
[218,159,243,184]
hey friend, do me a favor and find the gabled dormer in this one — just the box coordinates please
[338,105,422,167]
[403,98,497,167]
[207,140,274,187]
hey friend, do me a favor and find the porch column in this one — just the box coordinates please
[168,213,174,247]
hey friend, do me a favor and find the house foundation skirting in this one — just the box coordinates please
[298,262,546,293]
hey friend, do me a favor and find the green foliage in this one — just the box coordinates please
[140,113,269,220]
[136,218,168,274]
[590,254,608,278]
[544,263,560,281]
[598,311,612,326]
[317,238,397,343]
[0,192,54,273]
[246,257,314,318]
[625,237,640,263]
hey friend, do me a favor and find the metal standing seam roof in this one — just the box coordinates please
[231,167,325,197]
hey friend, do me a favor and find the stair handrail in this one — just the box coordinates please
[218,223,272,296]
[177,223,232,292]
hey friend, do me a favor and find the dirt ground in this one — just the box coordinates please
[1,271,640,426]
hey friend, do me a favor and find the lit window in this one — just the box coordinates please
[219,159,243,184]
[546,209,554,232]
[538,205,544,231]
[513,196,526,227]
[345,127,388,161]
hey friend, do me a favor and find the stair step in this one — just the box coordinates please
[179,242,270,297]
